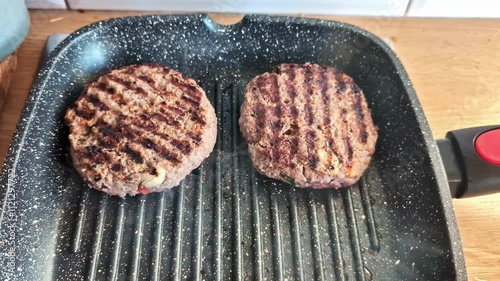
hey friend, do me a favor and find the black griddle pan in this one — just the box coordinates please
[2,14,499,281]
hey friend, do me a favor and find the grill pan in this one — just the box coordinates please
[1,14,489,280]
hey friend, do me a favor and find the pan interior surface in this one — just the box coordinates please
[0,15,465,281]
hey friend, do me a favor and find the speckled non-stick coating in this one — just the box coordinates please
[0,14,466,280]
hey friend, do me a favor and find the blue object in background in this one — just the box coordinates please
[0,0,30,61]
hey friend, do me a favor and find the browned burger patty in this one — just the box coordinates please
[239,63,377,188]
[65,64,217,197]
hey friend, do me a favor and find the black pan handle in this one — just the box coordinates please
[437,125,500,198]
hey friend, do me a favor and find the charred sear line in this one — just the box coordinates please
[353,94,368,143]
[271,74,281,115]
[283,68,300,165]
[254,101,266,129]
[167,105,186,116]
[111,164,122,172]
[141,138,157,150]
[74,108,94,120]
[320,69,330,125]
[188,134,202,143]
[256,75,279,103]
[160,151,181,164]
[108,74,132,88]
[107,74,148,97]
[122,144,144,164]
[95,118,183,166]
[151,113,180,127]
[81,145,109,164]
[269,73,282,162]
[344,136,353,162]
[269,75,280,104]
[86,95,110,111]
[170,77,203,100]
[287,70,298,99]
[304,67,314,125]
[190,110,207,126]
[286,69,299,118]
[181,95,201,108]
[171,139,192,154]
[306,130,319,169]
[139,137,181,164]
[137,75,156,87]
[96,82,107,92]
[116,120,183,165]
[95,82,115,95]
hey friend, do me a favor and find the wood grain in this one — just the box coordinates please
[0,52,18,111]
[1,10,499,281]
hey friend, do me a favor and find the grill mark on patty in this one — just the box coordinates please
[108,74,131,88]
[171,139,192,154]
[269,75,282,162]
[119,68,201,113]
[138,137,182,165]
[96,82,106,91]
[170,77,203,101]
[94,82,116,96]
[254,96,266,129]
[112,117,185,165]
[334,71,345,94]
[320,69,330,126]
[282,67,299,165]
[151,113,180,127]
[287,70,299,118]
[181,95,201,108]
[129,131,184,164]
[256,75,278,104]
[141,138,157,150]
[271,75,281,116]
[90,85,132,113]
[111,163,122,172]
[353,94,368,143]
[122,144,144,164]
[123,73,155,97]
[107,74,148,97]
[329,71,344,163]
[319,67,336,169]
[74,108,94,120]
[306,130,318,170]
[86,95,110,111]
[167,105,186,116]
[341,107,353,163]
[333,69,353,164]
[82,145,110,165]
[95,117,183,166]
[137,75,156,87]
[304,66,314,125]
[190,110,207,126]
[188,134,202,143]
[135,111,202,145]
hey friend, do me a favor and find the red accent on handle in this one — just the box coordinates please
[475,128,500,165]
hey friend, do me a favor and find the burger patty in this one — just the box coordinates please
[65,63,217,197]
[239,63,378,188]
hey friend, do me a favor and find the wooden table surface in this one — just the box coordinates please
[1,10,499,280]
